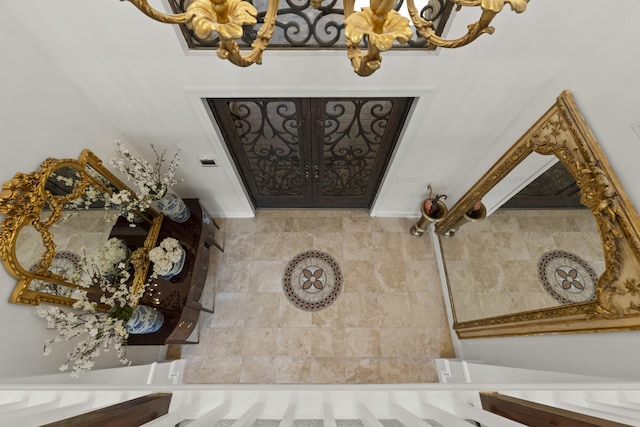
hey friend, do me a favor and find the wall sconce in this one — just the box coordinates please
[410,185,448,237]
[443,201,487,237]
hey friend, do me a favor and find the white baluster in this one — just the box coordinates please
[323,400,338,427]
[389,399,437,427]
[356,401,385,427]
[172,396,231,427]
[419,398,473,427]
[231,393,266,427]
[451,399,527,427]
[279,396,297,427]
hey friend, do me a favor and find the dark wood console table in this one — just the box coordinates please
[127,199,222,345]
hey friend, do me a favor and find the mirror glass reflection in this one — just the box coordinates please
[441,154,606,322]
[15,224,47,275]
[15,167,140,300]
[16,203,120,299]
[46,166,83,197]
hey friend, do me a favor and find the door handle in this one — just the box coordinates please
[304,165,310,179]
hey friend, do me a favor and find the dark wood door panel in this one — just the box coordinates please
[313,98,413,208]
[208,98,313,208]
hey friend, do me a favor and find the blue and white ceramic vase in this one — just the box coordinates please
[162,245,186,280]
[156,191,190,223]
[126,305,164,334]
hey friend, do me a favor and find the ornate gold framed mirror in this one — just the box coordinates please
[0,150,163,307]
[435,90,640,338]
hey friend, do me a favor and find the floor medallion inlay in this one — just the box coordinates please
[283,250,342,311]
[537,249,598,305]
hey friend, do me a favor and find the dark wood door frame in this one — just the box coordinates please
[42,393,172,427]
[480,392,632,427]
[207,97,413,209]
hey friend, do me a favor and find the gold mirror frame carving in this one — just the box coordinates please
[434,90,640,338]
[0,149,163,307]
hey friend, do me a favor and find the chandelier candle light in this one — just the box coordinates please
[121,0,529,76]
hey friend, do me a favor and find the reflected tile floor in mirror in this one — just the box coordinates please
[180,209,454,384]
[442,209,605,322]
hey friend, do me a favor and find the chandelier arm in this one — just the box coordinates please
[455,0,528,14]
[216,0,280,67]
[414,9,497,48]
[123,0,192,24]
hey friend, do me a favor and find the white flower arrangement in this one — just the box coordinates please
[91,238,129,276]
[109,141,181,219]
[148,237,184,278]
[35,246,146,378]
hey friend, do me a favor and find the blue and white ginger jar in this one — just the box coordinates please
[157,192,190,223]
[126,305,164,334]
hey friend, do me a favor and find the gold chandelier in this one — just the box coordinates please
[124,0,528,76]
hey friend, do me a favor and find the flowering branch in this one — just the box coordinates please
[109,142,181,221]
[51,171,120,224]
[38,306,130,378]
[36,241,146,378]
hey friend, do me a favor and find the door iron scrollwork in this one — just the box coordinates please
[208,97,413,208]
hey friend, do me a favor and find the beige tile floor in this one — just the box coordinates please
[181,209,454,384]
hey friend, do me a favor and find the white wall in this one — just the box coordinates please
[3,1,639,220]
[455,332,640,381]
[436,359,618,384]
[0,11,163,379]
[9,360,184,385]
[7,1,638,220]
[2,0,640,381]
[450,6,640,381]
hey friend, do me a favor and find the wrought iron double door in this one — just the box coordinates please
[207,98,413,209]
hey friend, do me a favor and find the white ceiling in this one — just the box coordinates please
[2,1,640,218]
